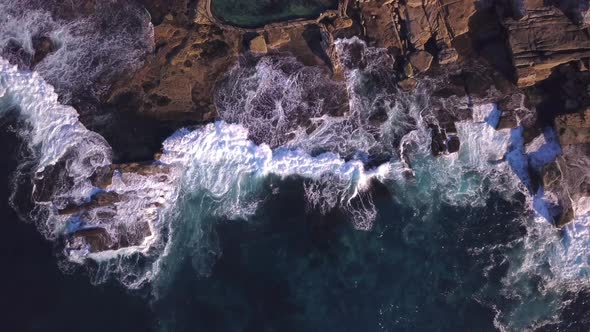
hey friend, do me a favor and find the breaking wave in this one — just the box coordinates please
[0,0,154,104]
[2,27,590,329]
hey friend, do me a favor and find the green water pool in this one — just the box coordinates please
[211,0,339,28]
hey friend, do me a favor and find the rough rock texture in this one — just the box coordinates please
[504,3,590,87]
[249,35,268,53]
[63,161,172,253]
[404,0,475,48]
[542,143,590,227]
[35,0,590,252]
[409,50,433,72]
[354,0,475,64]
[107,22,241,122]
[555,109,590,145]
[265,28,291,48]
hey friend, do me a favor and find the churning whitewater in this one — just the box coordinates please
[2,25,590,328]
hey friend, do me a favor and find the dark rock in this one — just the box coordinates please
[59,192,121,215]
[497,111,519,129]
[31,36,55,67]
[447,135,461,153]
[68,227,113,253]
[542,144,590,227]
[430,124,448,156]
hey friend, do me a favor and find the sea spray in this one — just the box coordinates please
[2,22,590,329]
[0,56,391,286]
[0,0,153,103]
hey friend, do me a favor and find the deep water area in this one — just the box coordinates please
[2,1,590,331]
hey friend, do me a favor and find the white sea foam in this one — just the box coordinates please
[0,58,174,288]
[0,55,392,285]
[0,58,111,230]
[0,0,153,102]
[3,23,590,332]
[160,122,390,229]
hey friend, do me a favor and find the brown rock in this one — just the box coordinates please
[555,109,590,145]
[249,35,268,54]
[265,29,290,49]
[409,50,433,73]
[332,17,353,31]
[404,0,476,51]
[398,77,418,91]
[59,192,121,215]
[359,1,404,51]
[438,47,459,65]
[505,6,590,87]
[69,227,113,253]
[108,23,241,121]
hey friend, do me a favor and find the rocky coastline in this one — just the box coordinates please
[6,0,589,254]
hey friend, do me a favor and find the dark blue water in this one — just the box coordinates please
[150,176,524,331]
[0,119,154,332]
[3,110,590,331]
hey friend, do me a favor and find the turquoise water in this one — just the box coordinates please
[2,2,590,330]
[150,175,529,331]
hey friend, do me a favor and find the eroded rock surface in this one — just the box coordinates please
[505,5,590,87]
[18,0,590,253]
[542,143,590,227]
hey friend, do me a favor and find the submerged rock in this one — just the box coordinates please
[31,36,55,67]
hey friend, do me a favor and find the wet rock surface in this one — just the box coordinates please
[106,0,589,231]
[9,0,590,252]
[542,143,590,227]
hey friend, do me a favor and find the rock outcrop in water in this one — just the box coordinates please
[7,0,590,254]
[77,0,590,248]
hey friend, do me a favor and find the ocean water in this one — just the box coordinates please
[2,3,590,332]
[152,177,523,331]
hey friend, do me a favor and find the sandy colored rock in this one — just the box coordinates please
[398,77,417,91]
[505,5,590,87]
[249,35,268,54]
[409,50,433,73]
[359,0,404,51]
[332,17,353,31]
[265,29,290,49]
[404,0,476,51]
[555,109,590,145]
[108,23,241,122]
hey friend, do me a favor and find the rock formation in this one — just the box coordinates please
[504,3,590,87]
[20,0,590,251]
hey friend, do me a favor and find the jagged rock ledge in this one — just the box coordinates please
[12,0,590,254]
